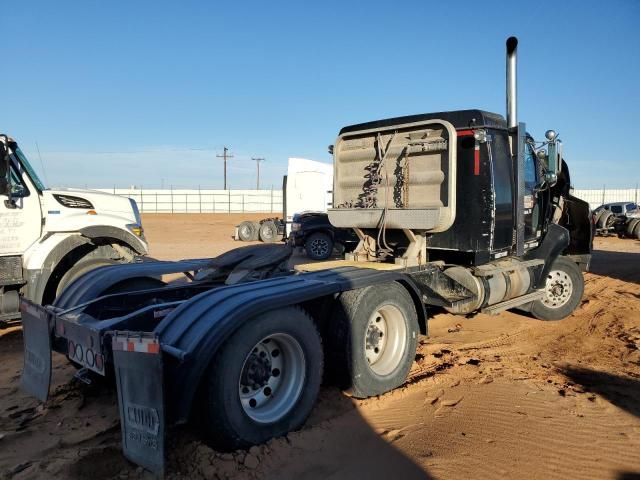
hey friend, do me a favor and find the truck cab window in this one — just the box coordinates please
[9,164,29,197]
[524,143,537,191]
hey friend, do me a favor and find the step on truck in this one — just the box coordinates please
[0,137,149,325]
[20,37,592,475]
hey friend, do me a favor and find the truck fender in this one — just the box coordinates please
[22,234,91,304]
[53,258,213,309]
[79,225,147,255]
[523,223,570,289]
[155,267,426,424]
[23,227,147,305]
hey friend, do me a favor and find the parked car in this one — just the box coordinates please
[592,202,639,235]
[288,211,358,260]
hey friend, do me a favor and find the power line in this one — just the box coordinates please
[251,157,265,190]
[216,146,234,190]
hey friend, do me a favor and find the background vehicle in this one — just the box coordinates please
[0,135,148,325]
[592,201,639,236]
[289,211,358,260]
[234,158,333,243]
[19,37,592,475]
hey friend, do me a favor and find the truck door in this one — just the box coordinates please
[523,142,540,243]
[0,155,43,256]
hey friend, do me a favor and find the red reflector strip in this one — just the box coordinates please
[112,333,161,355]
[474,146,480,176]
[457,129,475,137]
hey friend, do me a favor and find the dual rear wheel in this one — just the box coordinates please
[201,282,420,449]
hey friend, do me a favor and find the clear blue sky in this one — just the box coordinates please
[4,0,639,189]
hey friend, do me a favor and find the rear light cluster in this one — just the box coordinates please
[68,339,104,372]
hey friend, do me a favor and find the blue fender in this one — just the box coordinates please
[54,259,212,309]
[154,266,426,423]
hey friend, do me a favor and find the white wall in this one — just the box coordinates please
[96,188,283,213]
[571,188,639,211]
[94,187,638,214]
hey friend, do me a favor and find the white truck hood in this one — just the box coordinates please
[44,188,136,216]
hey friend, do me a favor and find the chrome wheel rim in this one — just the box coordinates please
[310,238,330,258]
[238,333,306,424]
[364,304,407,376]
[542,269,573,309]
[261,226,274,240]
[240,225,252,238]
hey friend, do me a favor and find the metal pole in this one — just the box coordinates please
[506,37,518,129]
[251,157,265,190]
[270,187,274,213]
[228,189,231,213]
[171,185,174,214]
[198,185,202,213]
[217,147,234,190]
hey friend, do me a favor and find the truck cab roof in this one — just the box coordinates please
[339,109,507,135]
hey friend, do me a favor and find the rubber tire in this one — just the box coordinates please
[202,307,323,450]
[56,258,118,297]
[250,222,261,241]
[259,221,279,243]
[305,232,334,260]
[592,209,606,226]
[598,211,612,229]
[530,256,584,321]
[630,219,640,239]
[331,282,418,398]
[237,221,257,242]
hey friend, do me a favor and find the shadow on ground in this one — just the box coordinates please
[561,366,640,418]
[589,249,640,284]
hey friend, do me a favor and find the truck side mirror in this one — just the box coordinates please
[545,130,562,176]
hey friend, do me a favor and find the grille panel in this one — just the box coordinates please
[0,256,23,285]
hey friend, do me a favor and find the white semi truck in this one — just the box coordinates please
[0,135,148,324]
[234,157,333,241]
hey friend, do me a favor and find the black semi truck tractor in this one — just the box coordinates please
[20,37,592,475]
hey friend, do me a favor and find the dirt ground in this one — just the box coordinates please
[1,213,639,479]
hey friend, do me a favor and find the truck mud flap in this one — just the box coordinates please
[111,332,165,476]
[20,299,52,402]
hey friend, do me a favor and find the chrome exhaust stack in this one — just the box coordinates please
[506,36,518,128]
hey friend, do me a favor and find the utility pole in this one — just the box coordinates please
[251,157,265,190]
[217,147,234,190]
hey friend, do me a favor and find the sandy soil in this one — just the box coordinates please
[0,214,638,479]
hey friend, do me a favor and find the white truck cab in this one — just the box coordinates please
[0,135,148,323]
